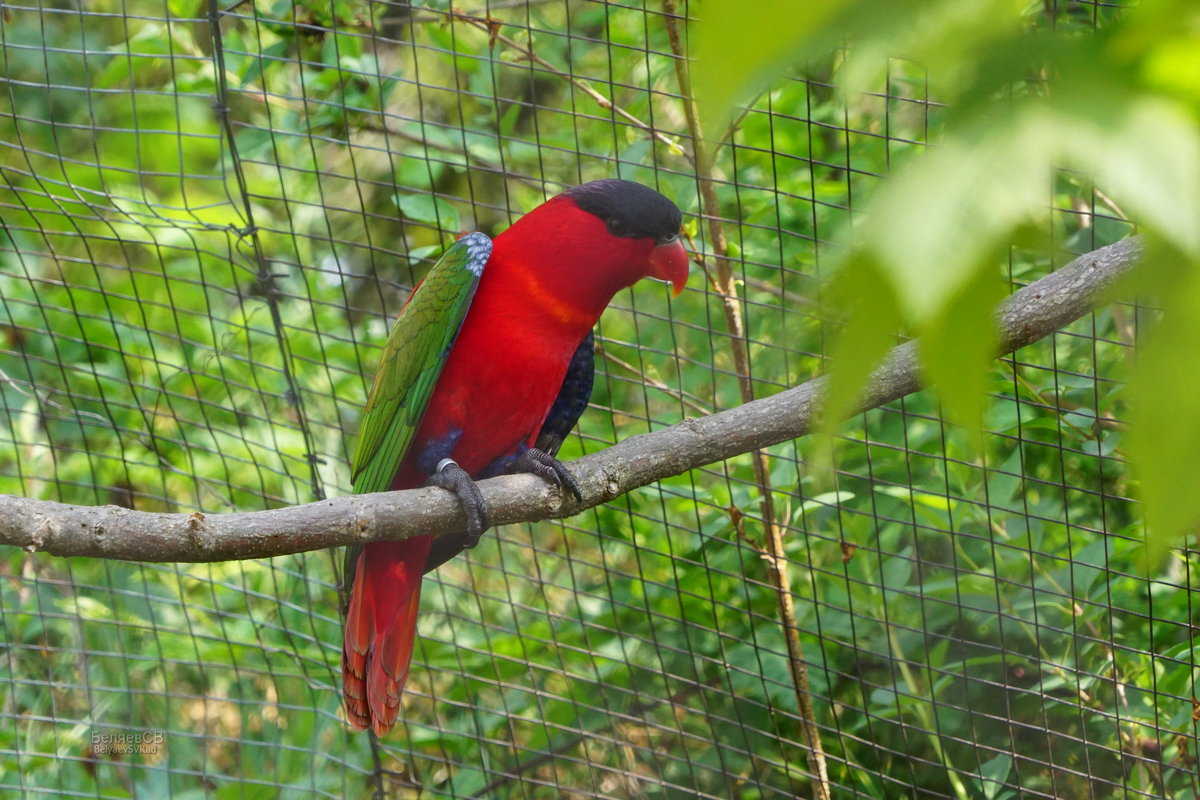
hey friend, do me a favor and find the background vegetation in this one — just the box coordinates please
[0,1,1193,798]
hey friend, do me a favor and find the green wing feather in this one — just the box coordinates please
[350,232,491,495]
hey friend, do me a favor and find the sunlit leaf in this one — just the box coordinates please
[1127,247,1200,562]
[1068,99,1200,257]
[852,115,1052,322]
[919,266,1004,441]
[393,194,461,232]
[818,255,903,444]
[690,0,850,142]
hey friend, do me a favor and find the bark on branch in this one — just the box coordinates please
[0,237,1142,562]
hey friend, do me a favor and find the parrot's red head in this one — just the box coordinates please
[561,179,688,296]
[489,179,688,333]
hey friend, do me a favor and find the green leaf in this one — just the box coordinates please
[813,254,903,468]
[1127,246,1200,563]
[393,194,461,231]
[799,491,856,514]
[690,0,850,142]
[853,115,1052,322]
[874,485,954,514]
[919,266,1004,442]
[1076,99,1200,257]
[242,40,290,88]
[980,753,1014,800]
[690,0,1025,145]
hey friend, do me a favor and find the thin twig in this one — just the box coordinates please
[0,366,114,430]
[596,341,712,416]
[660,3,831,797]
[742,275,819,310]
[450,10,684,156]
[358,122,546,192]
[382,0,562,28]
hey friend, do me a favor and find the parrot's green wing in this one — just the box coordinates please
[350,232,491,495]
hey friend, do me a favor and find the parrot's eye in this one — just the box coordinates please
[657,231,679,246]
[605,216,628,236]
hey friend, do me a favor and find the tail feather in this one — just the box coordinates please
[341,567,372,729]
[342,536,433,734]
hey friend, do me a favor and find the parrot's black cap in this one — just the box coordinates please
[566,179,682,246]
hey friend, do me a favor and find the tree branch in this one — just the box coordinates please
[0,237,1142,562]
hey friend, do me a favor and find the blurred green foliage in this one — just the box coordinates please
[696,0,1200,558]
[0,1,1194,799]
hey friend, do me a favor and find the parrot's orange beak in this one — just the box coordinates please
[649,238,689,296]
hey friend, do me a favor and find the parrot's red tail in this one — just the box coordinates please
[342,536,433,735]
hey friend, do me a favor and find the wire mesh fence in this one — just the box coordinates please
[2,1,1189,798]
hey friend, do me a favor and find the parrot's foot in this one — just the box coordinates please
[429,458,489,548]
[506,448,582,503]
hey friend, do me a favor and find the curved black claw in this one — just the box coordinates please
[427,458,489,548]
[506,448,582,503]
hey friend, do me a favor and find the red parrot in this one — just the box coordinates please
[342,180,687,735]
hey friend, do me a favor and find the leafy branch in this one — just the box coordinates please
[0,237,1141,562]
